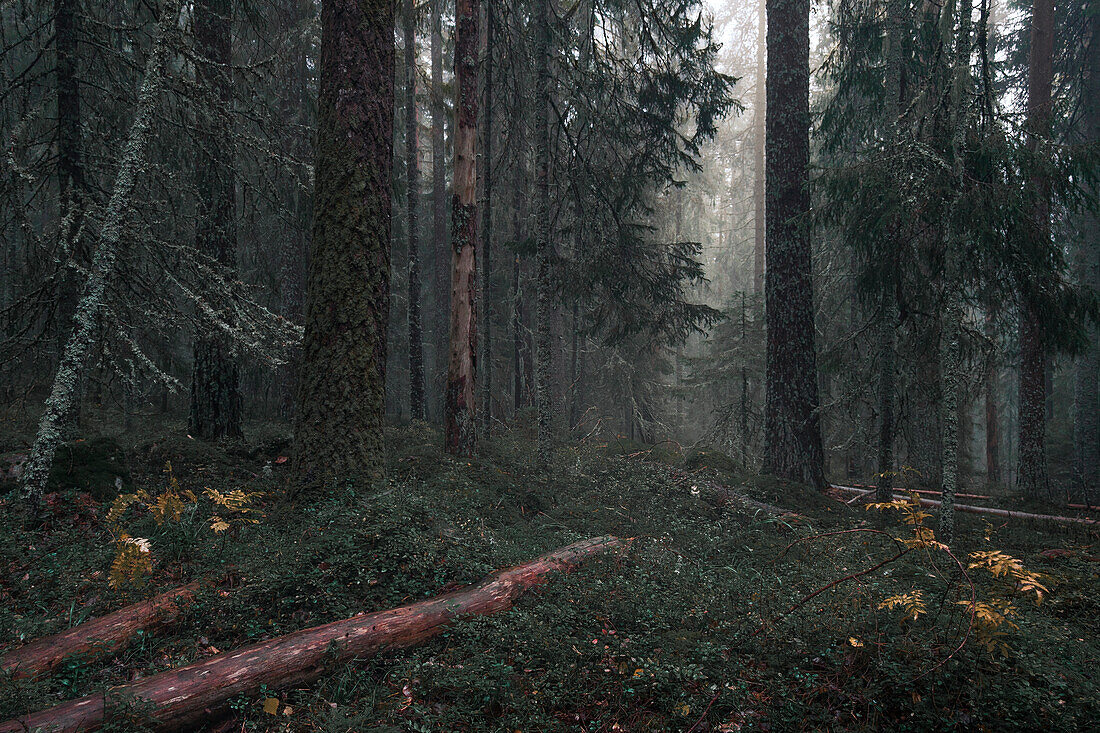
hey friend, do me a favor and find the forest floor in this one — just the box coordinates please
[1,418,1098,732]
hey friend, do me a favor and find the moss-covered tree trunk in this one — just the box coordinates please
[762,0,825,489]
[443,0,479,455]
[189,0,242,441]
[1018,0,1054,499]
[19,0,181,515]
[293,0,393,488]
[404,0,425,421]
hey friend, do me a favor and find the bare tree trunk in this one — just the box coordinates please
[431,0,448,423]
[19,0,181,515]
[762,0,825,489]
[1017,0,1054,499]
[444,0,480,455]
[752,0,765,296]
[534,0,554,458]
[985,312,1001,483]
[404,0,425,421]
[189,0,242,441]
[479,0,495,434]
[293,0,393,488]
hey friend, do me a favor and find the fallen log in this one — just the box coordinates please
[842,483,992,500]
[833,485,1098,526]
[0,536,625,733]
[1,582,200,680]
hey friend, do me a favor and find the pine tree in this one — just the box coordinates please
[293,0,393,489]
[404,0,425,421]
[189,0,242,441]
[444,0,480,455]
[762,0,825,489]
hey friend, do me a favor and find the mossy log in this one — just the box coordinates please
[0,536,625,733]
[1,583,200,680]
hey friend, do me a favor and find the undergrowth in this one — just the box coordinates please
[1,422,1097,731]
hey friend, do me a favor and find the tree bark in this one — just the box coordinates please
[19,0,181,514]
[762,0,825,489]
[1,584,199,681]
[444,0,480,455]
[0,537,624,733]
[534,0,554,458]
[1017,0,1054,499]
[404,0,425,421]
[293,0,393,488]
[189,0,242,441]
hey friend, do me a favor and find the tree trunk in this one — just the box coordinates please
[937,0,975,547]
[1,584,199,680]
[985,313,1001,483]
[0,537,624,733]
[19,0,181,515]
[189,0,242,442]
[534,0,554,458]
[752,0,765,295]
[404,0,425,421]
[479,0,495,434]
[293,0,393,489]
[834,485,1097,526]
[431,0,448,423]
[444,0,480,455]
[762,0,825,489]
[1073,2,1100,502]
[1018,0,1054,499]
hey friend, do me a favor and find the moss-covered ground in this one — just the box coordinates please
[1,422,1097,731]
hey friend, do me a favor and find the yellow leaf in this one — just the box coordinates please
[262,697,280,715]
[848,637,863,648]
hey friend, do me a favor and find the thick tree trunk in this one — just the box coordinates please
[189,0,242,441]
[1,584,199,680]
[762,0,825,489]
[985,314,1001,483]
[19,0,181,514]
[1073,3,1100,502]
[293,0,393,488]
[444,0,480,455]
[1017,0,1054,499]
[404,0,425,421]
[534,0,554,458]
[0,537,624,733]
[55,0,87,345]
[431,0,448,423]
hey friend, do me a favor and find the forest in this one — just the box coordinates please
[0,0,1098,730]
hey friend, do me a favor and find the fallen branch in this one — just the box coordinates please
[0,536,625,733]
[833,485,1098,526]
[1,583,200,680]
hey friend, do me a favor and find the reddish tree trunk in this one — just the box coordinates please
[0,538,623,733]
[443,0,480,455]
[1,584,199,680]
